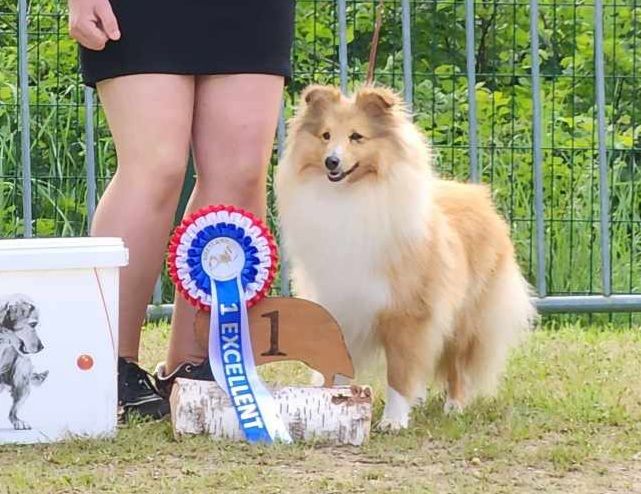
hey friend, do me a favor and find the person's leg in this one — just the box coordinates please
[163,74,284,374]
[92,74,194,417]
[93,74,195,362]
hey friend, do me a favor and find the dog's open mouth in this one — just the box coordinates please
[18,342,34,354]
[327,163,360,183]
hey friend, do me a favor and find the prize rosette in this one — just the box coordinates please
[168,205,291,443]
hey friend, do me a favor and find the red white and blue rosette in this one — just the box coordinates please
[168,205,291,444]
[168,205,278,311]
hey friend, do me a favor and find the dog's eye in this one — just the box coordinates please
[29,321,37,328]
[322,132,331,141]
[349,132,363,142]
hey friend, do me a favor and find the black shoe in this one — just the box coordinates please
[118,358,170,421]
[154,359,215,399]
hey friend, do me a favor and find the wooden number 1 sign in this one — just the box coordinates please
[194,296,355,387]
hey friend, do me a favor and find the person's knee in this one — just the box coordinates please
[117,148,189,208]
[232,117,277,163]
[197,160,265,203]
[198,138,271,196]
[227,158,266,197]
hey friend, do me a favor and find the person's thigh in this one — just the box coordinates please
[191,73,284,216]
[94,74,195,360]
[97,74,195,199]
[165,73,283,370]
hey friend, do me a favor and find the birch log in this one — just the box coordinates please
[170,378,373,446]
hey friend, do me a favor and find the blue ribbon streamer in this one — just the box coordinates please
[211,278,272,443]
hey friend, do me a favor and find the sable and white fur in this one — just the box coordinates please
[275,85,536,430]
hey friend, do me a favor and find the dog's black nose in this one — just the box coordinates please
[325,156,340,171]
[36,341,44,352]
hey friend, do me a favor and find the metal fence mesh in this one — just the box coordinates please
[1,0,640,320]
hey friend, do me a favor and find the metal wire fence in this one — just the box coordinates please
[1,0,640,321]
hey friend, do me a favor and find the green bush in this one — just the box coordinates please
[0,0,640,304]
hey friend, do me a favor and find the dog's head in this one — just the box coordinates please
[283,84,431,185]
[0,295,43,354]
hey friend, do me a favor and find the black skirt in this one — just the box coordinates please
[80,0,295,87]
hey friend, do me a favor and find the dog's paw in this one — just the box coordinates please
[309,369,325,387]
[443,399,464,415]
[310,370,351,387]
[11,419,31,431]
[378,387,411,432]
[333,374,351,387]
[376,416,409,432]
[31,370,48,385]
[413,388,428,407]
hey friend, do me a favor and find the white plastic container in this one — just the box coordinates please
[0,237,128,444]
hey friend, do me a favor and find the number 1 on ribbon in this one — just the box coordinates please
[220,303,238,315]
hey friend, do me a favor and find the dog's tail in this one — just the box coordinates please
[463,258,537,398]
[31,370,48,386]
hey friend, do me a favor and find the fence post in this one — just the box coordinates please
[401,0,413,110]
[337,0,348,92]
[594,0,611,297]
[530,0,546,298]
[18,0,32,237]
[153,278,163,306]
[464,0,479,183]
[85,87,97,229]
[276,101,290,297]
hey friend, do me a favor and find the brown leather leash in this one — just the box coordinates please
[365,0,385,85]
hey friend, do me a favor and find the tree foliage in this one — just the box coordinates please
[0,0,640,299]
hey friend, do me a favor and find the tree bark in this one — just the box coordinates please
[170,378,373,446]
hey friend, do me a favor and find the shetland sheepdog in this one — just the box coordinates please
[275,85,536,430]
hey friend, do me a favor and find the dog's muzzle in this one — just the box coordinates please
[327,162,360,183]
[19,339,44,354]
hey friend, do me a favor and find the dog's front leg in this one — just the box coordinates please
[377,317,435,432]
[9,365,32,430]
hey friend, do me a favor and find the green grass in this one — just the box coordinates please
[1,323,641,493]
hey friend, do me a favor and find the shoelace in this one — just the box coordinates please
[127,364,158,393]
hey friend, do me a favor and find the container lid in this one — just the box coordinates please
[0,237,129,272]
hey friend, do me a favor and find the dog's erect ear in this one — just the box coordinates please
[0,301,13,329]
[299,84,341,113]
[355,86,404,117]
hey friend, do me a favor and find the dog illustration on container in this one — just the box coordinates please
[0,294,49,430]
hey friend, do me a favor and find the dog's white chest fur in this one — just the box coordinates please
[278,176,429,367]
[280,182,390,360]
